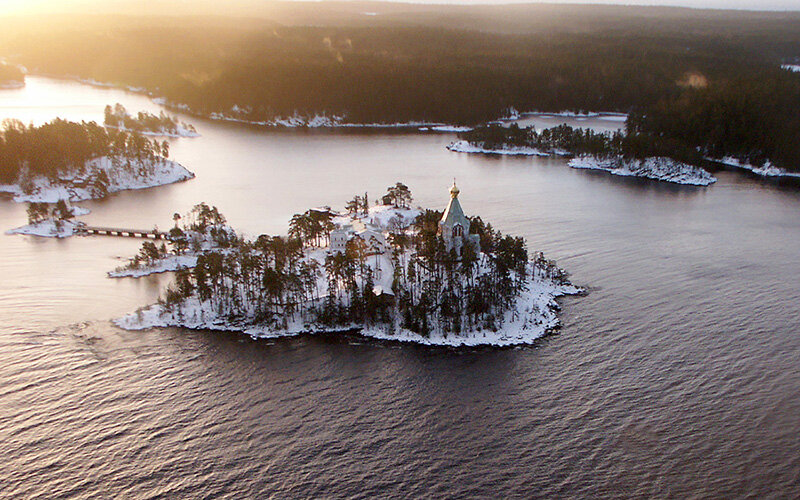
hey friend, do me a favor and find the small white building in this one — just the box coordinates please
[329,222,387,255]
[439,181,480,257]
[330,226,350,253]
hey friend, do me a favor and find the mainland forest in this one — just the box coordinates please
[0,3,799,169]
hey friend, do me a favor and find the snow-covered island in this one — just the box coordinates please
[447,123,716,186]
[0,119,194,204]
[108,203,234,278]
[569,156,716,186]
[115,183,581,347]
[5,200,89,238]
[447,140,550,157]
[104,103,199,138]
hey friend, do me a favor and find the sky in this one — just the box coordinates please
[0,0,797,14]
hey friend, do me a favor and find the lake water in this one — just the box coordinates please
[1,77,799,498]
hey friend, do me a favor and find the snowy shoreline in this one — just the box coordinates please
[5,219,82,238]
[568,156,716,186]
[447,140,716,186]
[447,140,550,156]
[108,254,199,278]
[36,73,631,132]
[0,156,195,204]
[114,265,582,348]
[708,156,800,180]
[105,124,200,138]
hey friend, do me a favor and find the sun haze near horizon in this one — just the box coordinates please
[0,0,798,16]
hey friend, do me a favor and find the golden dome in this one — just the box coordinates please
[449,180,460,198]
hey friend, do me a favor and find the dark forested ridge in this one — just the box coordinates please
[1,4,799,167]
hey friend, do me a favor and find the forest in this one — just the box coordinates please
[0,6,798,168]
[0,119,171,188]
[104,103,197,136]
[461,122,704,166]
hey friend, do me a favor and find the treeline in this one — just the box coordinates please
[0,118,171,186]
[2,14,798,127]
[104,103,196,135]
[122,203,236,273]
[630,74,800,171]
[2,14,798,168]
[461,123,704,165]
[464,71,800,172]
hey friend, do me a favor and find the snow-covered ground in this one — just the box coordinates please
[420,125,474,133]
[569,156,716,186]
[108,254,199,278]
[207,109,460,130]
[5,219,82,238]
[105,124,199,138]
[524,111,627,118]
[0,157,194,203]
[360,204,422,230]
[781,64,800,73]
[114,262,581,347]
[447,140,549,156]
[710,156,800,179]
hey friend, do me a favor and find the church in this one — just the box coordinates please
[439,181,480,257]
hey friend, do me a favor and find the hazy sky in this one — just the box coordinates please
[0,0,797,14]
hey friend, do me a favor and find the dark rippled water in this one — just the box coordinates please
[1,78,800,498]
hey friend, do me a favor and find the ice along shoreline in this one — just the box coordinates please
[112,186,584,348]
[447,140,717,186]
[114,263,583,348]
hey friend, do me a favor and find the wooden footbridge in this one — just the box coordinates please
[77,225,171,240]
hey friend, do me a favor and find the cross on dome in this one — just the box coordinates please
[450,179,460,198]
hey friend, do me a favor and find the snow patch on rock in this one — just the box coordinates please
[710,156,800,179]
[568,156,716,186]
[106,124,199,138]
[114,263,581,348]
[108,254,199,278]
[6,219,81,238]
[0,156,195,203]
[447,140,549,156]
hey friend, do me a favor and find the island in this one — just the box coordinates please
[0,118,194,204]
[115,183,581,347]
[104,103,199,138]
[448,123,717,186]
[5,199,89,238]
[108,203,234,278]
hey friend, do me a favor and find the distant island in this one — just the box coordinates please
[104,103,199,138]
[448,123,718,186]
[115,183,581,347]
[0,118,194,206]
